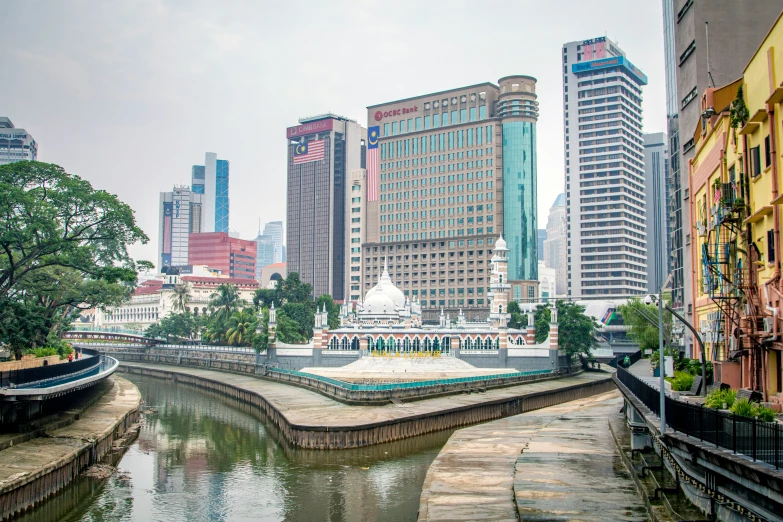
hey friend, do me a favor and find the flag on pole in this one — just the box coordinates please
[293,139,325,164]
[367,126,380,202]
[714,185,721,204]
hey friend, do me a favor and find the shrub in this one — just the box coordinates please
[756,405,777,422]
[32,347,58,358]
[729,398,756,418]
[671,371,695,391]
[704,388,737,409]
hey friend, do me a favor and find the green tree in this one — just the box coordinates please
[533,304,551,344]
[145,312,198,340]
[209,284,244,322]
[171,282,192,313]
[253,307,269,353]
[225,308,257,346]
[557,301,598,368]
[253,287,276,309]
[276,273,312,305]
[275,311,308,344]
[617,298,672,354]
[0,161,149,298]
[506,301,525,329]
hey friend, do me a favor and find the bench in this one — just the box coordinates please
[679,375,703,396]
[736,388,763,403]
[706,381,729,394]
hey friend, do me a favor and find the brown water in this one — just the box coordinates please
[19,374,453,522]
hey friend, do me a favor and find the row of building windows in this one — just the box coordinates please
[381,148,490,171]
[380,227,494,242]
[382,107,489,137]
[380,126,494,158]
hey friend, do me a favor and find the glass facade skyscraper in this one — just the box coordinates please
[215,159,229,233]
[501,121,537,281]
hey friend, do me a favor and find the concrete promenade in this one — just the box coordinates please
[119,362,615,449]
[418,390,648,521]
[0,377,140,520]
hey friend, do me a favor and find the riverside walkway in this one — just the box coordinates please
[418,390,648,521]
[118,362,615,449]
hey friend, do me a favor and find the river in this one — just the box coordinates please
[19,374,454,522]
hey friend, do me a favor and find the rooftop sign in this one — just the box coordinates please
[286,118,334,139]
[571,56,648,85]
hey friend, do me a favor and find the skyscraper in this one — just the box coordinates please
[192,153,229,233]
[362,77,539,319]
[537,229,546,262]
[644,132,670,293]
[0,117,37,165]
[662,0,783,352]
[188,232,256,280]
[254,233,276,282]
[286,114,366,301]
[158,185,204,270]
[563,37,648,299]
[544,193,567,296]
[263,221,284,264]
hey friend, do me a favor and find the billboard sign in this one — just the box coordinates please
[571,56,647,85]
[287,119,334,139]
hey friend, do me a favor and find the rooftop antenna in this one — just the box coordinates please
[706,22,716,87]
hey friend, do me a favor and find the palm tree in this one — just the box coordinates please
[171,282,192,313]
[225,308,257,346]
[209,284,244,322]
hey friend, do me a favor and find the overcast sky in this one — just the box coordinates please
[0,0,666,265]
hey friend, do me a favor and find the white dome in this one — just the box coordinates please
[494,235,507,250]
[363,292,396,315]
[361,261,406,313]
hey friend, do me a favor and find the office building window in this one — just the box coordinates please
[384,123,389,136]
[392,121,398,135]
[433,114,440,128]
[424,116,431,129]
[479,105,486,119]
[528,286,535,299]
[469,107,476,122]
[751,146,761,177]
[460,109,467,122]
[416,117,422,130]
[443,112,449,126]
[400,120,406,133]
[765,135,772,168]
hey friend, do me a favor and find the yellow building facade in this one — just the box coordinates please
[689,13,783,405]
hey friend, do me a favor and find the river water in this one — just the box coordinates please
[20,374,453,522]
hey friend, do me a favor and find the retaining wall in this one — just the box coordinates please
[119,363,615,450]
[0,378,140,520]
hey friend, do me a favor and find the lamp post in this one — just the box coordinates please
[657,288,666,434]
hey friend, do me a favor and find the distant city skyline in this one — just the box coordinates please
[0,2,667,266]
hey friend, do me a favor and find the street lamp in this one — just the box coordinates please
[645,273,673,434]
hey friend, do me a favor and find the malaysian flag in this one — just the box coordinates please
[714,185,721,204]
[293,139,325,164]
[367,126,379,202]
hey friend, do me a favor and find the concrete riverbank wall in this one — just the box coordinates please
[118,363,615,450]
[0,377,140,521]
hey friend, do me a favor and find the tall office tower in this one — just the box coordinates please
[347,168,367,302]
[537,229,547,261]
[0,117,37,164]
[286,114,366,301]
[254,233,276,282]
[644,133,670,293]
[263,221,284,264]
[158,186,205,270]
[662,0,783,352]
[563,37,648,299]
[192,153,229,233]
[362,76,539,321]
[544,193,567,296]
[188,232,256,280]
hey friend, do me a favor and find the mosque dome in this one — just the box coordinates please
[494,235,507,251]
[361,261,406,314]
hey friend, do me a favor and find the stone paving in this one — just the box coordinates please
[0,376,140,487]
[302,355,519,381]
[120,362,611,429]
[418,390,648,521]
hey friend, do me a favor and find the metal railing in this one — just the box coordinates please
[268,367,553,392]
[0,348,102,388]
[617,365,782,469]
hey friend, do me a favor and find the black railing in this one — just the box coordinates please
[0,348,101,388]
[608,350,642,369]
[617,365,782,469]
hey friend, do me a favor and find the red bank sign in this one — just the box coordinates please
[286,119,334,138]
[373,105,419,122]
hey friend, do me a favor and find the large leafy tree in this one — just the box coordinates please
[145,312,200,340]
[0,161,149,297]
[506,301,525,329]
[617,298,672,354]
[556,301,598,368]
[316,294,340,330]
[171,282,192,313]
[533,304,551,344]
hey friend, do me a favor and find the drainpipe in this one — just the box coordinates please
[743,128,753,391]
[765,103,780,402]
[688,156,700,362]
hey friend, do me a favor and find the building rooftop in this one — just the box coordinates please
[0,117,14,129]
[298,113,356,124]
[551,193,566,208]
[367,82,498,109]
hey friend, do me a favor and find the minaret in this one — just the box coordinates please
[439,308,446,327]
[488,235,511,329]
[268,303,277,345]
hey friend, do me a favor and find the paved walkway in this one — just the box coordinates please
[0,376,139,489]
[418,390,648,521]
[629,358,672,396]
[121,362,611,429]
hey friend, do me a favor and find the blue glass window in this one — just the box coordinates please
[416,117,422,130]
[433,114,440,128]
[477,127,483,145]
[214,159,230,233]
[460,109,467,123]
[392,122,398,135]
[424,116,430,129]
[448,132,454,149]
[384,123,390,136]
[451,110,457,124]
[469,107,476,122]
[407,119,413,132]
[400,120,406,133]
[442,112,449,126]
[486,125,493,143]
[458,130,464,148]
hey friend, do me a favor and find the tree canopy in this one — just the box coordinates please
[0,162,150,358]
[617,298,672,354]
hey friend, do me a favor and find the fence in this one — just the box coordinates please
[268,367,553,392]
[0,348,102,388]
[608,350,642,369]
[617,365,782,469]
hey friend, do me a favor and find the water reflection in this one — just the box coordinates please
[20,374,453,522]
